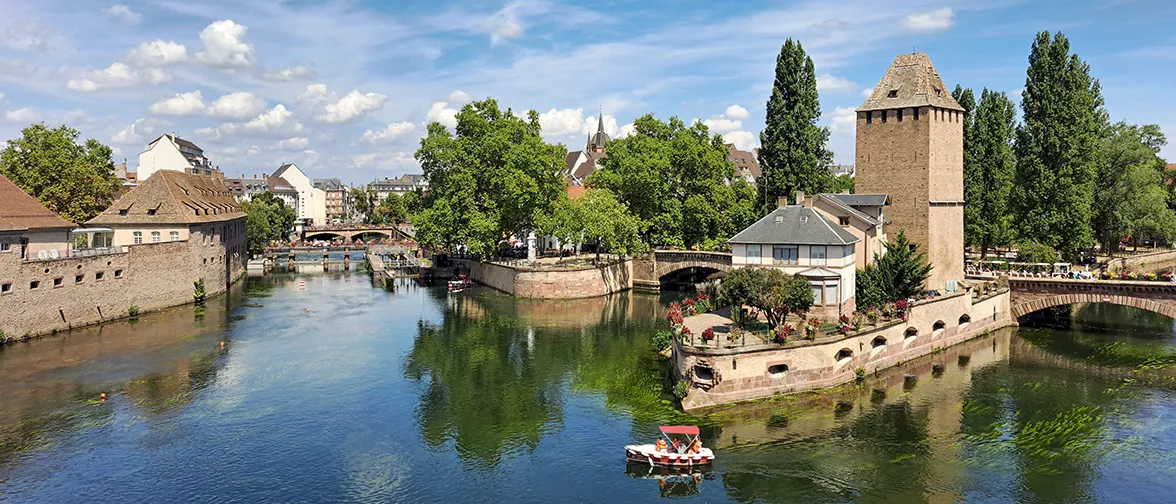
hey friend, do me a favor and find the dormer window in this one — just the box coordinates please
[800,215,809,224]
[147,209,156,216]
[887,89,898,98]
[934,87,942,96]
[118,209,128,216]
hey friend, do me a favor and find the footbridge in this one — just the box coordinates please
[1008,277,1176,319]
[632,250,732,289]
[301,225,414,242]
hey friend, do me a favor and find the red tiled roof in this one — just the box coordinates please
[566,185,587,200]
[88,170,243,226]
[0,174,76,231]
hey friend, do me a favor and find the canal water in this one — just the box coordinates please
[2,268,1176,503]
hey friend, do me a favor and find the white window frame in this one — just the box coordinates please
[170,231,180,242]
[811,245,827,266]
[151,231,161,243]
[746,244,761,265]
[773,245,798,265]
[133,231,142,244]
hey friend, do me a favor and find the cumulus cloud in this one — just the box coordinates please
[725,104,749,120]
[4,107,41,123]
[816,73,857,92]
[238,104,303,134]
[127,40,187,66]
[703,117,742,134]
[491,19,525,46]
[861,87,875,98]
[102,5,142,25]
[827,107,857,138]
[196,20,255,68]
[360,121,417,143]
[581,114,620,138]
[723,130,756,151]
[353,151,416,170]
[66,63,169,91]
[110,118,161,145]
[247,145,261,155]
[148,90,205,115]
[901,8,955,32]
[538,108,584,136]
[427,101,459,129]
[206,91,267,119]
[263,65,315,81]
[618,123,635,138]
[1,20,52,53]
[448,90,473,103]
[194,126,220,139]
[296,83,329,103]
[277,137,310,151]
[320,90,387,123]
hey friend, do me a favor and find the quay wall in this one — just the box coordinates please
[677,289,1013,412]
[0,223,246,340]
[468,260,633,299]
[1109,249,1176,274]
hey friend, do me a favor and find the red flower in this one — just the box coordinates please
[701,328,715,341]
[896,300,909,311]
[684,299,696,306]
[696,294,709,301]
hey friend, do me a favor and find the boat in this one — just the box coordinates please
[447,274,473,292]
[625,426,714,466]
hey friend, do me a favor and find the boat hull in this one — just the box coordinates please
[625,444,714,466]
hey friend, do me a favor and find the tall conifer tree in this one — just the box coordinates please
[969,89,1017,259]
[1012,31,1105,261]
[757,39,831,214]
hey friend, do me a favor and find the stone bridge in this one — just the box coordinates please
[632,250,732,289]
[1008,277,1176,319]
[302,226,413,242]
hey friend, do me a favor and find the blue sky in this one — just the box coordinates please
[0,0,1172,185]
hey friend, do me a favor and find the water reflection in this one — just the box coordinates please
[625,464,713,498]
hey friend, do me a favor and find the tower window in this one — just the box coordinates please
[934,87,942,96]
[866,112,872,125]
[881,110,887,123]
[897,109,903,122]
[914,108,919,121]
[887,89,898,98]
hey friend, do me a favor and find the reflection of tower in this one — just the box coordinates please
[587,106,610,153]
[856,53,964,292]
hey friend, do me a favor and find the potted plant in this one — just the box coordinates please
[770,324,794,344]
[701,327,715,343]
[895,299,909,320]
[683,298,697,316]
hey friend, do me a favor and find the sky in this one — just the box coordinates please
[0,0,1173,186]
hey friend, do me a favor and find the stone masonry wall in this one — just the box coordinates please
[470,260,633,299]
[0,217,247,339]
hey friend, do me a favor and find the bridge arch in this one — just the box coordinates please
[305,231,348,241]
[1012,293,1176,320]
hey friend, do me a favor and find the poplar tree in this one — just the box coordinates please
[1012,31,1106,261]
[968,89,1017,259]
[757,38,831,214]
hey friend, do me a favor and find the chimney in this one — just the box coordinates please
[776,195,789,208]
[796,191,807,206]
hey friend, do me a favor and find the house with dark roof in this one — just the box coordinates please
[796,191,890,270]
[0,174,76,262]
[729,199,860,316]
[725,144,761,186]
[88,170,245,249]
[137,134,220,182]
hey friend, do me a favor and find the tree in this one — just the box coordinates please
[534,194,582,259]
[249,191,296,242]
[965,89,1017,259]
[1094,122,1175,254]
[579,188,646,261]
[1016,241,1060,264]
[757,38,832,214]
[1012,31,1106,261]
[832,174,855,194]
[0,123,120,223]
[351,187,372,223]
[720,267,813,328]
[243,202,273,254]
[588,114,750,249]
[856,230,933,305]
[371,192,407,226]
[414,99,566,255]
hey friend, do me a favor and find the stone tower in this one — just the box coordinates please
[856,53,965,292]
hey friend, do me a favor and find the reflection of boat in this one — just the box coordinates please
[625,426,714,466]
[447,274,473,292]
[624,463,711,498]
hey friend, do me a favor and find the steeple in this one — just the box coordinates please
[587,106,610,153]
[857,52,963,113]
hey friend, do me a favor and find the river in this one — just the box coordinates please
[1,267,1175,503]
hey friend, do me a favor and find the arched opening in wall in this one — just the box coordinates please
[871,336,887,348]
[835,348,854,367]
[659,266,724,292]
[904,327,918,339]
[305,232,346,243]
[932,320,946,339]
[767,364,789,379]
[958,314,971,329]
[692,363,715,382]
[353,231,391,244]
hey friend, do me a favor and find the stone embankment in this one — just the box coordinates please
[463,259,633,299]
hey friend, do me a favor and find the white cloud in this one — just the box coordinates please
[0,92,4,101]
[703,117,742,134]
[320,90,387,123]
[127,40,187,66]
[66,63,170,92]
[110,118,160,145]
[427,101,459,129]
[277,137,310,151]
[1,20,52,53]
[353,151,416,170]
[618,123,635,138]
[491,19,525,46]
[148,91,205,115]
[861,87,875,98]
[247,145,261,155]
[195,20,255,68]
[448,90,473,103]
[725,104,749,120]
[538,108,584,136]
[828,107,857,138]
[102,5,142,25]
[582,114,620,138]
[723,130,756,151]
[816,73,857,92]
[297,83,329,103]
[4,107,40,123]
[901,8,955,33]
[239,104,303,134]
[361,121,417,143]
[206,91,267,119]
[194,126,220,139]
[263,65,315,81]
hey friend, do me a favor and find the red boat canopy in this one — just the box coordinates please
[659,425,700,436]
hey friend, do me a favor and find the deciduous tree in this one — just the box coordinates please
[1094,122,1175,254]
[0,124,120,223]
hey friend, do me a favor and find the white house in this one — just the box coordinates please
[272,163,326,226]
[138,134,218,182]
[729,203,860,317]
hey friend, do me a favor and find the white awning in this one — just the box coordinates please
[71,227,114,234]
[797,267,841,278]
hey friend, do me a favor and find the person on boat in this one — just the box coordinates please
[689,438,702,454]
[671,438,682,453]
[655,438,667,452]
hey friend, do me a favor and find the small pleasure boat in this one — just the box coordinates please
[625,426,714,467]
[447,274,473,292]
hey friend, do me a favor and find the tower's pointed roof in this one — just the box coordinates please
[857,52,963,112]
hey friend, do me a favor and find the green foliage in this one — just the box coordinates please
[413,99,566,255]
[858,230,933,304]
[1017,241,1061,264]
[673,380,691,400]
[1094,122,1175,253]
[579,188,647,257]
[855,367,866,381]
[127,305,140,317]
[1012,31,1106,261]
[652,331,673,352]
[720,267,812,328]
[588,114,751,249]
[960,88,1018,258]
[242,192,296,254]
[371,192,407,226]
[0,124,121,223]
[832,174,854,194]
[757,38,832,214]
[193,278,206,303]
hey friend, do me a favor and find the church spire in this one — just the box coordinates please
[597,106,605,135]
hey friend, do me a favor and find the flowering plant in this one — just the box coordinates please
[865,307,880,325]
[770,324,794,344]
[728,327,742,344]
[701,327,715,341]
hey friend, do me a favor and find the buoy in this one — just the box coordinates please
[100,393,107,401]
[305,308,311,313]
[219,341,225,349]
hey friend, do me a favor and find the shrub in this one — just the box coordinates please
[701,328,715,341]
[128,305,140,317]
[652,331,673,352]
[673,380,691,399]
[193,278,207,304]
[770,324,794,344]
[855,367,866,381]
